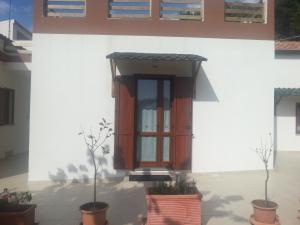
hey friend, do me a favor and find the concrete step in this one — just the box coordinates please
[127,168,180,182]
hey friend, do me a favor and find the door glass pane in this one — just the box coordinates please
[137,136,157,162]
[163,137,170,162]
[137,80,157,132]
[163,80,171,132]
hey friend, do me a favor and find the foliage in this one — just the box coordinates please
[149,176,198,195]
[276,0,300,40]
[0,188,32,206]
[79,118,113,207]
[254,133,273,207]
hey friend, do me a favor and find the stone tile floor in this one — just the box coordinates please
[0,152,299,225]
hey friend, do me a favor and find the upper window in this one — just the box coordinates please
[0,88,14,126]
[160,0,203,21]
[224,0,265,23]
[108,0,151,19]
[45,0,86,18]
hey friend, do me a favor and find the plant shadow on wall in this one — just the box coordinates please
[34,175,147,225]
[45,119,147,225]
[194,67,219,102]
[201,192,248,225]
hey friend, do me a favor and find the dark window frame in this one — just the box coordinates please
[113,75,193,170]
[296,103,300,134]
[0,88,15,126]
[134,76,174,169]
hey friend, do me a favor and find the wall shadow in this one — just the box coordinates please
[273,94,300,165]
[275,95,300,117]
[0,71,31,179]
[201,192,247,225]
[194,67,219,102]
[0,152,29,179]
[275,53,300,60]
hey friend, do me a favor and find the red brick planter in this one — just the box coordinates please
[145,190,202,225]
[0,204,36,225]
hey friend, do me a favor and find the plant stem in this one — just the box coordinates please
[265,164,269,207]
[94,167,97,206]
[90,148,97,207]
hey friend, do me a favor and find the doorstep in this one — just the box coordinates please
[126,168,180,182]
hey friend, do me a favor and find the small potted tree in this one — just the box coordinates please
[251,133,279,224]
[145,176,202,225]
[0,188,36,225]
[79,118,113,225]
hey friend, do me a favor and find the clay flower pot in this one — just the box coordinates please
[252,199,278,224]
[146,189,202,225]
[80,202,109,225]
[0,204,36,225]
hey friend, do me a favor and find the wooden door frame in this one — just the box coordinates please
[133,75,174,169]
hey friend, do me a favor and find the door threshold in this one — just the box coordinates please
[129,174,173,182]
[130,167,176,176]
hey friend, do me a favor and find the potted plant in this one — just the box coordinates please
[251,133,279,224]
[0,188,36,225]
[79,118,113,225]
[145,177,202,225]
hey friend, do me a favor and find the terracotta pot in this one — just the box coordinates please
[145,189,202,225]
[252,199,278,224]
[80,202,108,225]
[0,204,36,225]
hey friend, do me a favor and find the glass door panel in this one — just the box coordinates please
[136,78,172,167]
[137,80,157,132]
[163,137,170,162]
[137,137,157,162]
[163,80,171,132]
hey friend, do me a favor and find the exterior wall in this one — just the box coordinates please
[0,20,32,40]
[29,33,300,181]
[0,62,31,158]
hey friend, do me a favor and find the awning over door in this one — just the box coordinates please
[107,52,207,97]
[275,88,300,106]
[275,88,300,97]
[106,52,207,62]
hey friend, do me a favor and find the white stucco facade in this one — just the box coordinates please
[0,62,31,158]
[28,34,300,181]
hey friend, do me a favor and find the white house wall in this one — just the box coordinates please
[0,61,31,158]
[29,34,300,181]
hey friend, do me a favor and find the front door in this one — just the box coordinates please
[135,78,172,168]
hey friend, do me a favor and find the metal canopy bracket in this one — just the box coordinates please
[192,61,202,98]
[109,59,117,97]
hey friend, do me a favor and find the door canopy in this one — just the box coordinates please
[107,52,207,97]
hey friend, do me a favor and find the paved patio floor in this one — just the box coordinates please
[0,151,299,225]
